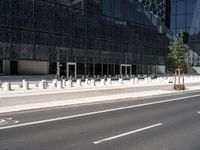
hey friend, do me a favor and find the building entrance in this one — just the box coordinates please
[120,64,132,77]
[67,62,77,79]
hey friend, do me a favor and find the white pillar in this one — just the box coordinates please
[67,80,73,87]
[22,80,29,90]
[38,81,44,89]
[101,79,105,86]
[76,79,82,87]
[91,79,96,86]
[148,77,151,83]
[39,80,46,89]
[41,80,47,88]
[119,78,123,84]
[145,78,148,84]
[62,79,66,87]
[57,81,63,89]
[3,82,11,91]
[130,78,134,85]
[134,77,138,84]
[85,78,89,85]
[107,78,112,85]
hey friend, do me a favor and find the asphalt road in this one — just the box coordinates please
[0,91,200,150]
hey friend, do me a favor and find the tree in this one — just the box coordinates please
[167,32,188,72]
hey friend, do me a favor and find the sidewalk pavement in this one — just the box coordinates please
[0,82,200,114]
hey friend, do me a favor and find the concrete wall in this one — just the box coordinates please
[18,61,49,75]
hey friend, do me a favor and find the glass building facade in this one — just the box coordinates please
[170,0,200,66]
[138,0,170,26]
[0,0,169,77]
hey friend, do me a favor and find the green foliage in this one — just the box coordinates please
[167,33,188,72]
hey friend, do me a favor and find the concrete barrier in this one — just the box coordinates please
[91,79,96,86]
[3,82,11,91]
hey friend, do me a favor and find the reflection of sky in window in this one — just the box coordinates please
[190,0,200,35]
[114,0,120,18]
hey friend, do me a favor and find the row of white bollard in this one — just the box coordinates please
[2,76,200,92]
[0,77,148,91]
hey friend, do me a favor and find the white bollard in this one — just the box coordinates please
[50,82,57,88]
[145,78,148,84]
[76,79,82,87]
[130,78,134,85]
[107,78,112,85]
[53,79,57,83]
[67,80,73,87]
[57,81,63,89]
[90,79,96,86]
[22,80,29,90]
[62,79,66,87]
[85,78,89,85]
[38,81,44,89]
[101,79,105,86]
[42,80,47,89]
[148,77,151,83]
[3,82,11,91]
[134,77,138,84]
[119,78,123,84]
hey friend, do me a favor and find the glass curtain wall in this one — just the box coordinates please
[170,0,200,66]
[0,0,169,76]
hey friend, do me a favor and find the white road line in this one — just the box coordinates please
[93,123,162,144]
[197,111,200,114]
[0,94,200,130]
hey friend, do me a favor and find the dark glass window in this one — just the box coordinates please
[186,0,196,13]
[35,1,53,32]
[186,14,194,27]
[170,15,176,28]
[171,1,176,15]
[114,0,120,18]
[177,0,186,14]
[11,0,33,29]
[0,0,10,26]
[72,0,84,9]
[102,0,112,16]
[176,15,185,28]
[54,4,71,34]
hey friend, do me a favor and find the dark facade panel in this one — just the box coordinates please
[0,0,169,74]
